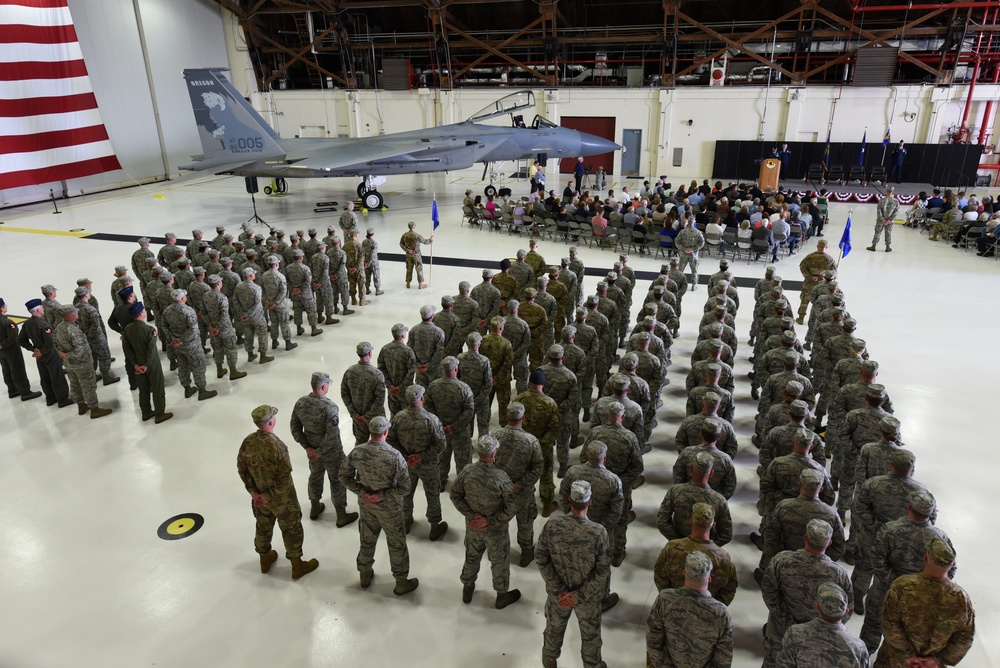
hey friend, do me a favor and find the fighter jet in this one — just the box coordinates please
[181,68,619,209]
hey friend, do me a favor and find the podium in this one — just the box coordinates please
[759,158,781,191]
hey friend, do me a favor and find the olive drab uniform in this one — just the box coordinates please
[237,431,306,559]
[399,228,431,286]
[344,236,366,303]
[481,331,514,418]
[122,318,166,417]
[514,388,560,503]
[797,249,837,320]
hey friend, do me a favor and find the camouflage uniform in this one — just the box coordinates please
[761,423,826,471]
[687,383,735,424]
[585,307,611,391]
[797,247,836,319]
[232,279,268,357]
[558,462,624,536]
[425,372,476,480]
[509,259,534,296]
[573,317,601,411]
[261,267,292,344]
[837,404,889,514]
[362,234,382,294]
[340,360,387,445]
[344,236,366,303]
[653,537,738,605]
[537,513,610,668]
[481,330,514,419]
[674,226,706,289]
[584,423,642,559]
[452,293,480,354]
[458,347,492,439]
[54,318,99,408]
[557,264,579,308]
[569,253,586,303]
[657,481,733,546]
[519,298,548,369]
[492,271,519,311]
[75,300,113,378]
[534,287,558,352]
[762,495,846,569]
[541,359,580,475]
[673,444,737,499]
[162,300,208,391]
[309,250,335,322]
[515,387,560,502]
[338,208,358,234]
[286,259,319,330]
[687,357,735,395]
[435,307,461,359]
[291,392,348,512]
[690,337,734,367]
[328,244,350,312]
[388,403,447,525]
[470,278,501,332]
[339,436,412,579]
[409,318,445,387]
[399,228,431,286]
[758,454,836,518]
[450,460,517,593]
[591,393,645,451]
[777,618,870,668]
[503,311,531,393]
[237,430,305,559]
[674,411,739,458]
[378,339,416,418]
[203,288,239,373]
[545,278,570,337]
[493,422,544,550]
[646,586,733,668]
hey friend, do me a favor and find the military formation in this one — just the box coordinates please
[4,210,976,667]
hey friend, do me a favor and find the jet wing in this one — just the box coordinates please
[285,134,509,174]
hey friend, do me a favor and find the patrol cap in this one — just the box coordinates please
[440,295,454,307]
[177,257,191,267]
[850,339,868,353]
[56,304,77,317]
[719,258,730,268]
[620,352,638,370]
[908,490,936,517]
[701,417,723,437]
[606,401,625,418]
[605,272,617,283]
[216,225,226,232]
[684,551,713,582]
[476,434,500,456]
[164,232,177,240]
[441,355,459,372]
[537,275,549,287]
[516,249,527,260]
[482,268,493,278]
[879,416,901,435]
[805,519,834,547]
[458,281,471,293]
[405,384,425,403]
[866,384,886,400]
[547,344,564,359]
[74,287,90,298]
[561,325,577,340]
[391,323,409,338]
[569,246,579,255]
[76,278,92,287]
[529,368,546,385]
[208,248,220,257]
[160,272,174,283]
[827,280,839,290]
[420,304,436,320]
[128,301,145,317]
[241,267,256,279]
[316,242,326,250]
[292,249,304,258]
[25,298,43,311]
[789,399,809,418]
[490,316,505,330]
[703,362,722,377]
[220,256,233,266]
[706,323,723,337]
[642,315,656,327]
[783,350,798,364]
[584,440,607,460]
[692,451,715,473]
[585,295,599,307]
[799,468,824,491]
[926,537,956,567]
[706,338,724,352]
[506,299,519,312]
[251,404,278,426]
[831,307,846,318]
[548,265,560,275]
[781,330,797,344]
[702,391,722,406]
[138,237,150,245]
[817,582,848,619]
[115,266,128,275]
[891,448,916,471]
[151,267,164,277]
[792,428,814,449]
[843,318,858,331]
[524,287,537,299]
[785,380,804,396]
[610,374,630,391]
[822,269,836,279]
[366,228,374,236]
[307,227,317,236]
[172,289,187,301]
[669,257,679,266]
[206,273,222,286]
[41,284,56,295]
[774,299,788,310]
[569,480,592,504]
[506,402,525,421]
[356,341,373,357]
[691,502,716,526]
[860,360,879,374]
[635,331,651,346]
[265,254,280,265]
[499,258,512,270]
[311,371,331,387]
[234,241,245,249]
[817,239,829,247]
[199,240,211,249]
[575,307,588,320]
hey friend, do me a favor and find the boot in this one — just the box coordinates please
[78,402,89,416]
[519,546,534,567]
[324,316,340,325]
[543,659,557,668]
[154,412,174,424]
[749,531,764,550]
[866,245,877,251]
[198,388,218,401]
[556,465,567,478]
[230,370,247,380]
[359,299,371,306]
[103,375,121,386]
[291,557,319,580]
[406,283,411,289]
[142,411,156,422]
[272,339,279,349]
[351,296,357,305]
[601,592,620,612]
[334,304,341,314]
[795,316,805,325]
[336,508,359,527]
[429,521,449,541]
[170,359,178,371]
[21,391,42,402]
[541,501,558,517]
[57,397,75,408]
[495,589,521,609]
[375,290,385,296]
[310,327,323,337]
[885,246,892,252]
[581,408,590,422]
[217,367,228,379]
[405,517,413,534]
[285,340,298,351]
[259,550,278,574]
[248,352,257,362]
[341,308,355,315]
[90,406,112,419]
[463,583,475,604]
[632,475,645,489]
[310,500,326,520]
[611,551,625,567]
[751,387,761,401]
[259,354,274,364]
[928,235,937,241]
[393,578,419,595]
[854,592,866,616]
[753,568,764,585]
[360,569,374,589]
[296,325,305,336]
[418,283,428,289]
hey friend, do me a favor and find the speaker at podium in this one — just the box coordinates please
[758,158,781,191]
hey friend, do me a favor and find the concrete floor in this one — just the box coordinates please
[0,171,996,667]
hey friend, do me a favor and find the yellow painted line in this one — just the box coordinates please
[0,226,91,238]
[8,316,26,325]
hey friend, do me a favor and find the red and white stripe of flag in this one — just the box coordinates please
[0,0,121,190]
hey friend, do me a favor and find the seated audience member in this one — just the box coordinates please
[976,214,1000,256]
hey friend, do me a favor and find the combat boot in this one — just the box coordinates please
[259,353,274,364]
[77,402,89,416]
[310,500,325,520]
[259,550,278,574]
[21,391,42,401]
[601,592,620,612]
[519,546,534,567]
[103,374,121,386]
[359,299,370,306]
[217,366,228,378]
[285,340,298,351]
[405,517,413,534]
[324,316,340,325]
[341,308,355,315]
[375,290,385,296]
[336,508,359,527]
[463,583,475,604]
[418,283,428,289]
[90,406,112,419]
[351,296,357,305]
[184,386,197,399]
[154,412,174,424]
[540,501,558,517]
[749,531,764,550]
[230,370,247,380]
[296,325,305,336]
[795,316,805,325]
[581,408,590,422]
[272,339,279,349]
[169,359,178,371]
[542,658,557,668]
[198,388,218,401]
[57,397,74,408]
[429,521,449,541]
[310,327,323,337]
[360,569,374,589]
[611,551,625,567]
[291,556,319,580]
[248,352,257,362]
[142,411,156,421]
[495,589,521,609]
[854,592,865,615]
[393,578,419,596]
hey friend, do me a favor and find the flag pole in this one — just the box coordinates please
[429,193,435,284]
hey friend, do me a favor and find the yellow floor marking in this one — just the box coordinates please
[0,226,91,238]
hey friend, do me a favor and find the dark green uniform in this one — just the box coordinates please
[122,319,166,417]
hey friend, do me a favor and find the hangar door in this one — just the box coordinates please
[559,116,616,177]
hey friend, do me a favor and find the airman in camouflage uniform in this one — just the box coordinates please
[657,451,733,545]
[131,238,155,294]
[687,363,735,425]
[759,469,845,574]
[425,355,476,481]
[338,416,418,595]
[524,238,547,277]
[204,248,224,278]
[602,272,628,347]
[232,268,272,364]
[73,288,117,384]
[341,342,387,445]
[110,266,130,307]
[540,345,580,477]
[203,275,247,381]
[828,357,892,441]
[593,284,619,371]
[451,435,521,609]
[674,219,706,291]
[492,259,519,313]
[338,202,358,234]
[776,583,869,668]
[519,288,548,369]
[387,385,449,540]
[559,440,624,538]
[481,316,514,419]
[592,374,645,452]
[755,432,836,537]
[458,332,493,439]
[687,340,734,396]
[362,228,384,296]
[471,269,501,333]
[493,402,544,566]
[162,290,217,401]
[647,551,733,668]
[559,325,590,416]
[184,268,210,351]
[692,324,734,367]
[567,315,600,419]
[755,379,806,448]
[502,299,531,394]
[261,256,297,351]
[53,305,113,418]
[675,391,738,458]
[653,503,737,605]
[154,273,178,367]
[435,296,461,359]
[409,305,445,388]
[378,323,417,418]
[301,228,320,260]
[344,228,368,306]
[796,239,837,323]
[836,384,891,519]
[399,221,432,289]
[760,401,826,472]
[237,405,318,580]
[537,480,613,668]
[545,266,570,335]
[328,237,353,315]
[567,246,586,301]
[876,538,974,668]
[514,368,560,514]
[290,372,358,526]
[534,275,559,352]
[762,519,853,667]
[557,257,579,308]
[286,250,323,336]
[580,302,609,406]
[509,249,534,297]
[759,353,815,420]
[673,418,737,499]
[310,241,339,325]
[855,416,903,485]
[451,281,480,353]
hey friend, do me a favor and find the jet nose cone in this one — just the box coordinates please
[579,132,620,155]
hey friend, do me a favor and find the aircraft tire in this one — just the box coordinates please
[362,190,384,210]
[484,185,497,198]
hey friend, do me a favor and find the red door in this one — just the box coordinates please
[559,116,616,175]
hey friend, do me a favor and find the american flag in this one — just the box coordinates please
[1,0,121,191]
